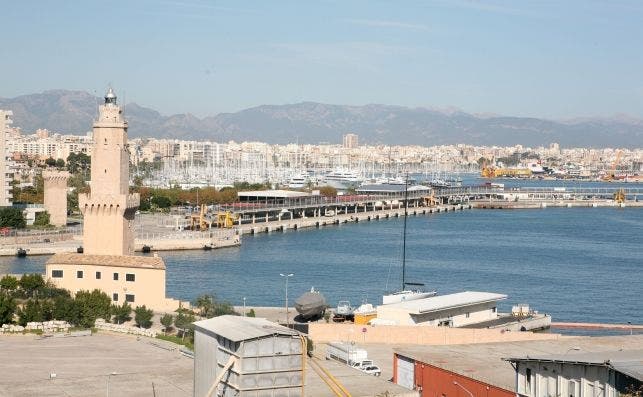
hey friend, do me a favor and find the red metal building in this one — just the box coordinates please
[392,344,517,397]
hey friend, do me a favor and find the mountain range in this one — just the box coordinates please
[1,89,642,148]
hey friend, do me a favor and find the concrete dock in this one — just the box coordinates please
[238,203,470,235]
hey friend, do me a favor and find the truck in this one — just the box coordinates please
[325,342,381,376]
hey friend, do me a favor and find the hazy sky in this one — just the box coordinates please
[2,0,643,118]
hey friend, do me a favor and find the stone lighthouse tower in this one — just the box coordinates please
[79,88,139,255]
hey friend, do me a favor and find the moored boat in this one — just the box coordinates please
[294,287,327,320]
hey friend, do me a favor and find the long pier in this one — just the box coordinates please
[237,203,470,235]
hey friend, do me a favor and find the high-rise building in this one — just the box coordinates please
[343,133,359,149]
[0,110,14,206]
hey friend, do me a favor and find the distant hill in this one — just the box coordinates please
[1,90,642,148]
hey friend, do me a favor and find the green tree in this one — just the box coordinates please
[66,152,91,175]
[194,294,237,318]
[0,293,17,326]
[33,211,50,227]
[53,295,79,325]
[0,207,26,228]
[174,312,196,341]
[0,275,19,292]
[134,305,154,329]
[55,158,65,169]
[39,281,71,299]
[45,157,56,167]
[18,299,44,326]
[111,302,132,324]
[247,308,256,318]
[19,274,45,298]
[160,313,174,335]
[194,294,214,317]
[318,186,338,197]
[151,195,172,209]
[74,289,111,328]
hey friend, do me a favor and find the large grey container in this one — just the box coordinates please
[194,315,305,397]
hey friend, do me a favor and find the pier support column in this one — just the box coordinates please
[265,213,269,223]
[252,215,255,224]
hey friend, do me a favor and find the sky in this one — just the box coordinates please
[2,0,643,119]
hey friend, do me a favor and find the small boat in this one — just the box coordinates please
[336,300,354,317]
[16,248,27,257]
[295,287,327,320]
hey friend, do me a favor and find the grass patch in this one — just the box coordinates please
[156,334,194,351]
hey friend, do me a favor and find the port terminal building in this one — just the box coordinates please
[376,291,507,327]
[392,335,643,397]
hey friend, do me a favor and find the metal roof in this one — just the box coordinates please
[395,335,643,391]
[381,291,507,314]
[506,349,643,381]
[193,315,300,342]
[357,184,431,193]
[237,190,311,198]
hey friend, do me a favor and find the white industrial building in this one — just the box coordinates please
[193,315,306,397]
[376,291,507,327]
[507,349,643,397]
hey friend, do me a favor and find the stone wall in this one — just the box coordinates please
[94,318,157,338]
[0,320,71,334]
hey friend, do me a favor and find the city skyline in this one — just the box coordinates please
[2,1,643,119]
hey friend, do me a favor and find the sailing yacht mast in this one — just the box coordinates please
[402,173,408,291]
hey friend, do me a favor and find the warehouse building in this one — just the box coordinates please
[193,315,306,397]
[392,335,643,397]
[377,291,507,327]
[506,349,643,397]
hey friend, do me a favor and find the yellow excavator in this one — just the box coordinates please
[215,211,239,228]
[613,189,626,204]
[424,194,439,207]
[190,204,211,230]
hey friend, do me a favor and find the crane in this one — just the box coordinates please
[603,150,622,181]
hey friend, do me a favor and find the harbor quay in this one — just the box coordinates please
[0,228,240,256]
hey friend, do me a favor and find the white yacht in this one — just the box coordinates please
[321,170,363,190]
[287,174,308,189]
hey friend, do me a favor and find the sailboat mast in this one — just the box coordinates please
[402,173,409,291]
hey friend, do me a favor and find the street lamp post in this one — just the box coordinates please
[280,273,294,326]
[243,297,246,317]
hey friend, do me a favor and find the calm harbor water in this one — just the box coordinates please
[1,206,641,325]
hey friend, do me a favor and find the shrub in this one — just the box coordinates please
[134,305,154,329]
